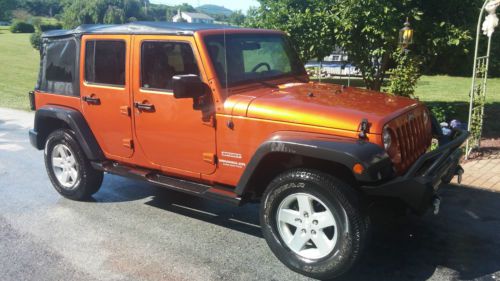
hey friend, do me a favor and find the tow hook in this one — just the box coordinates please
[455,165,464,184]
[433,196,441,215]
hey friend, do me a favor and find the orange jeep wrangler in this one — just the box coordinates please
[29,22,468,279]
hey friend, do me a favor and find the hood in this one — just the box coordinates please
[225,82,420,134]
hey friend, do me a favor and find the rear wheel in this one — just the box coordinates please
[260,169,368,280]
[44,129,103,200]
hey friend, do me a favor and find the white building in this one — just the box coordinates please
[172,10,214,24]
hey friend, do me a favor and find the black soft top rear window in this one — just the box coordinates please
[37,36,80,96]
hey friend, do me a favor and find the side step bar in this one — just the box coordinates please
[92,161,242,206]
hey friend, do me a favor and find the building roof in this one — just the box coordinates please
[181,12,214,20]
[42,21,237,38]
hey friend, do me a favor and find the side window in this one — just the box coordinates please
[141,41,199,91]
[39,38,78,96]
[85,40,126,86]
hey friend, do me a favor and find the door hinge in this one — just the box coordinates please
[120,106,131,116]
[202,114,216,128]
[203,152,217,165]
[123,138,134,149]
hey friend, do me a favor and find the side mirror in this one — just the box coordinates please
[172,74,205,99]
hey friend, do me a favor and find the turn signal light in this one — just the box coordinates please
[352,163,364,175]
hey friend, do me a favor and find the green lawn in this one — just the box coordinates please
[417,76,499,138]
[0,28,39,111]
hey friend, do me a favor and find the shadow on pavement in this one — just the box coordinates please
[95,179,500,280]
[344,184,500,281]
[145,188,263,238]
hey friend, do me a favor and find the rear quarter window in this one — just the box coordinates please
[38,38,78,96]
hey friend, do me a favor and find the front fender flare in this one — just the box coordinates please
[234,131,393,196]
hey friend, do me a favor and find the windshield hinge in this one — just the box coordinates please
[358,119,370,139]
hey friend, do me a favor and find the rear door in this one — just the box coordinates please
[80,35,133,159]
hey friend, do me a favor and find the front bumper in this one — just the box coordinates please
[361,129,469,213]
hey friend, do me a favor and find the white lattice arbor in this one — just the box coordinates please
[466,0,500,158]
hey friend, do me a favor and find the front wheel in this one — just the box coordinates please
[260,169,368,280]
[44,129,103,200]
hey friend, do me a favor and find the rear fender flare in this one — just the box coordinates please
[32,106,104,161]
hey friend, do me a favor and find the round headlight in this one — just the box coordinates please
[383,127,392,150]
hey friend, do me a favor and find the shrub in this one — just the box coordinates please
[30,32,42,50]
[387,50,422,98]
[39,23,62,32]
[427,104,457,123]
[10,21,35,33]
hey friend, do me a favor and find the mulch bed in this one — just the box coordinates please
[463,138,500,162]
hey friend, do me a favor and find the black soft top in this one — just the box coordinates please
[42,22,242,38]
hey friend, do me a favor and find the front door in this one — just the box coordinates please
[131,35,216,175]
[81,35,133,159]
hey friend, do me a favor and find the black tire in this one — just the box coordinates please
[44,129,103,200]
[260,169,369,280]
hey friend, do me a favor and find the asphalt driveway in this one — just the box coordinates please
[1,107,500,281]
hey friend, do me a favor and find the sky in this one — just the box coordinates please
[150,0,260,13]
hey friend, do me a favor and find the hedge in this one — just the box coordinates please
[10,21,35,33]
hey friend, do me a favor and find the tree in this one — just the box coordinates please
[245,0,337,63]
[12,9,32,21]
[227,10,245,26]
[60,0,94,28]
[104,6,125,24]
[18,0,63,17]
[165,8,175,22]
[246,0,477,91]
[175,3,195,13]
[61,0,141,28]
[123,0,143,20]
[0,0,16,21]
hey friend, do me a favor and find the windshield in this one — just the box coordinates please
[204,33,306,88]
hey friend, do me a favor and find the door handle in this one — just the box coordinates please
[82,96,101,105]
[134,102,155,112]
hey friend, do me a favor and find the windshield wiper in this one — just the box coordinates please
[292,75,309,83]
[257,80,279,89]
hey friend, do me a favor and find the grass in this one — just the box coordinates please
[415,75,500,103]
[37,16,59,25]
[0,28,40,111]
[416,76,500,138]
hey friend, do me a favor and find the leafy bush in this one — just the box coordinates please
[10,20,35,33]
[387,50,422,98]
[427,104,457,123]
[30,31,42,50]
[39,23,62,32]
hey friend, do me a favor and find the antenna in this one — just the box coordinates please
[223,24,235,128]
[223,25,229,98]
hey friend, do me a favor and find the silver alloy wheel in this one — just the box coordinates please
[276,193,338,260]
[51,143,79,189]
